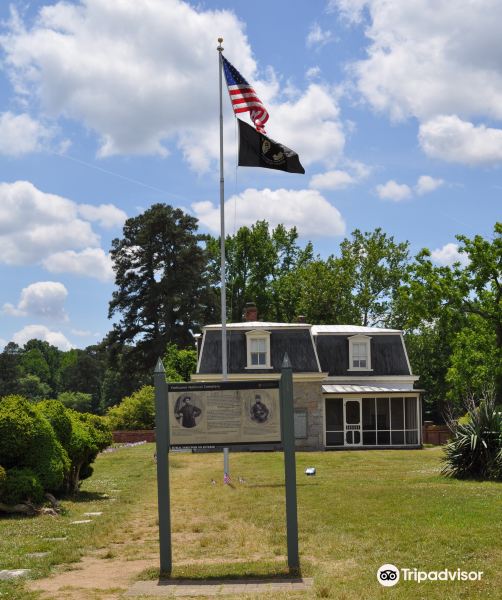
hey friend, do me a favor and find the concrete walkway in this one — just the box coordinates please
[126,577,313,597]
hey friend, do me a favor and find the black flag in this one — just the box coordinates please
[238,119,305,174]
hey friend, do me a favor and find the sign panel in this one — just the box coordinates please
[168,380,281,448]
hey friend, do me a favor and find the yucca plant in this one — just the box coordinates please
[442,393,502,481]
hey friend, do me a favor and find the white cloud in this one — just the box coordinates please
[328,0,367,22]
[192,188,345,237]
[306,66,321,80]
[306,23,334,48]
[0,338,6,351]
[0,112,53,156]
[77,203,127,228]
[310,170,355,190]
[1,1,345,172]
[269,84,345,168]
[12,324,73,351]
[419,115,502,165]
[375,180,412,202]
[3,281,68,320]
[431,243,469,267]
[43,248,114,282]
[415,175,444,195]
[333,1,502,163]
[0,180,99,265]
[340,1,502,121]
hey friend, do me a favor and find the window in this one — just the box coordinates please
[250,338,267,365]
[352,342,367,368]
[245,330,272,369]
[348,335,372,371]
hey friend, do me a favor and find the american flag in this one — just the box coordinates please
[222,55,269,133]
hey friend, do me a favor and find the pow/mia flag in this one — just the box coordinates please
[237,119,305,174]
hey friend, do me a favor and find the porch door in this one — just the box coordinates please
[344,398,362,446]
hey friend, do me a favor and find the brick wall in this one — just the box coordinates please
[113,430,155,443]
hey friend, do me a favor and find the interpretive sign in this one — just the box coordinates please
[168,380,281,448]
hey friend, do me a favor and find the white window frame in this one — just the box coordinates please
[245,330,272,369]
[348,334,372,371]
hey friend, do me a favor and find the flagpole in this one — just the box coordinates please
[217,37,230,483]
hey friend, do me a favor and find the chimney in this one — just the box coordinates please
[243,302,258,322]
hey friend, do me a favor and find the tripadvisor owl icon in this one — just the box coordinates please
[377,564,400,587]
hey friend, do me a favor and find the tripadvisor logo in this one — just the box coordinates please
[377,564,400,587]
[377,564,484,586]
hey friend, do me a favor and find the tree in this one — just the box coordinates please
[108,204,217,373]
[17,374,52,401]
[446,315,499,404]
[57,391,93,413]
[338,228,410,326]
[207,221,313,322]
[22,339,62,395]
[59,348,105,413]
[163,343,197,382]
[397,223,501,407]
[0,343,22,397]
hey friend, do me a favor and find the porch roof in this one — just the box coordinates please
[322,384,423,394]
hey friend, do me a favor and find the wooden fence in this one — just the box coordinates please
[422,422,450,445]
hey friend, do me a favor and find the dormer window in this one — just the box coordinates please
[245,330,272,369]
[348,335,372,371]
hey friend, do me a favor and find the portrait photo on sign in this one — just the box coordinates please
[174,394,202,428]
[245,391,274,425]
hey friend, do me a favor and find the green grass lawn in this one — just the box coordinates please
[0,444,500,599]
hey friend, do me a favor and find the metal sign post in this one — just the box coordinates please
[154,358,172,576]
[153,355,300,577]
[280,353,300,573]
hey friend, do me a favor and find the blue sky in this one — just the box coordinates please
[0,0,500,350]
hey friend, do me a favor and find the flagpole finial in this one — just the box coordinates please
[217,37,224,52]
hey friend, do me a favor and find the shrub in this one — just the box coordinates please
[0,395,111,503]
[0,395,70,503]
[37,399,72,447]
[0,395,69,493]
[106,385,155,430]
[1,467,44,505]
[65,410,111,492]
[442,395,502,480]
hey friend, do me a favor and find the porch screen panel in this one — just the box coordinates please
[376,398,391,445]
[326,399,344,446]
[405,397,419,444]
[362,398,377,445]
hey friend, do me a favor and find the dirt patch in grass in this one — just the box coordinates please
[28,556,154,599]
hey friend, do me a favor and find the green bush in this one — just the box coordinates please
[0,395,69,493]
[0,395,111,502]
[65,410,111,492]
[106,385,154,430]
[37,399,72,447]
[442,397,502,480]
[1,467,44,505]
